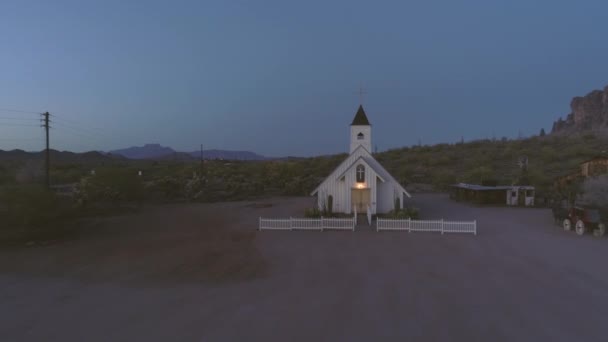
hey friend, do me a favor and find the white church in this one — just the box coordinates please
[311,105,411,214]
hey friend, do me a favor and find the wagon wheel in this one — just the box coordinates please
[563,218,572,231]
[594,223,606,237]
[575,220,586,236]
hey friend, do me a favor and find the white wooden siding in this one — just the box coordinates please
[318,156,379,214]
[350,125,372,154]
[313,145,409,215]
[314,146,370,214]
[376,181,392,213]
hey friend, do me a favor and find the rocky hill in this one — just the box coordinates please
[552,85,608,134]
[109,144,176,159]
[109,144,267,160]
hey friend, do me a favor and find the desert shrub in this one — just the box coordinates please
[0,185,82,243]
[145,176,185,199]
[184,174,206,200]
[431,170,457,190]
[304,207,321,218]
[464,166,494,184]
[387,207,419,219]
[0,164,15,186]
[0,185,68,227]
[50,164,86,184]
[76,168,144,206]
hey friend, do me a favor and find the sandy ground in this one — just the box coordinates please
[1,194,607,342]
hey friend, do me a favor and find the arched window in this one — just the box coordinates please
[356,164,365,183]
[357,132,364,140]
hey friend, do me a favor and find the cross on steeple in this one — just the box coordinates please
[355,84,367,105]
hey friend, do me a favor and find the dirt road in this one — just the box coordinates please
[1,194,607,341]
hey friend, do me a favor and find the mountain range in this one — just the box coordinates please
[0,144,267,163]
[108,144,267,160]
[0,149,122,163]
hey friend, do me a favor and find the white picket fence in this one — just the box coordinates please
[258,218,291,230]
[376,218,477,235]
[259,217,356,232]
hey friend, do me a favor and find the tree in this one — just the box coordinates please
[539,128,546,137]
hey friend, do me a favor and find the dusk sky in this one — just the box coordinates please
[0,0,607,157]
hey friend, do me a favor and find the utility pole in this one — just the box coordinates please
[200,144,204,175]
[42,112,50,188]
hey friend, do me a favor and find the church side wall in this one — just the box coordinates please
[315,177,349,214]
[376,181,393,214]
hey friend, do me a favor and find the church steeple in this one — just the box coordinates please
[349,105,372,153]
[351,105,371,126]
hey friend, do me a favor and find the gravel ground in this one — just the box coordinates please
[1,194,607,342]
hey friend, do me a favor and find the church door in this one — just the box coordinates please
[351,188,371,213]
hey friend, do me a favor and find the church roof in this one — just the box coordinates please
[310,144,410,198]
[351,105,371,126]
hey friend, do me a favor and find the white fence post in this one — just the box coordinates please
[441,219,444,235]
[290,217,293,231]
[321,217,324,232]
[474,220,477,235]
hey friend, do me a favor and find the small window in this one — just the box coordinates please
[356,165,365,183]
[357,132,364,140]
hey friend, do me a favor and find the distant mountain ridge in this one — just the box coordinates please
[108,144,266,160]
[108,144,176,159]
[190,149,266,161]
[552,85,608,134]
[0,149,122,163]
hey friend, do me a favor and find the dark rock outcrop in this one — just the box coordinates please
[552,86,608,134]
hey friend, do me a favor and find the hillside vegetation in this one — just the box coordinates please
[1,133,607,242]
[377,133,607,196]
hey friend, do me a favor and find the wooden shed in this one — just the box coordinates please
[450,183,535,206]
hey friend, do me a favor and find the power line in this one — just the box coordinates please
[0,123,41,127]
[0,137,43,141]
[51,115,111,134]
[0,109,124,151]
[52,123,106,140]
[0,116,39,121]
[0,108,41,115]
[51,118,116,142]
[48,113,82,125]
[52,119,106,135]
